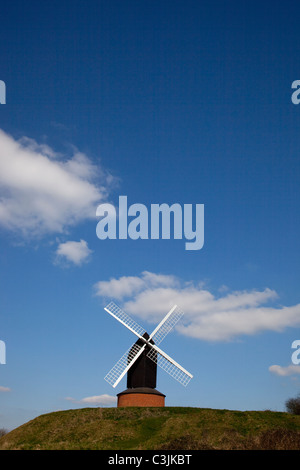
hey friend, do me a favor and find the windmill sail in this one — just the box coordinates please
[104,301,146,339]
[147,345,193,387]
[104,342,146,388]
[149,305,184,345]
[147,304,192,386]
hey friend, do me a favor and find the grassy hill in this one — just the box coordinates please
[0,406,300,450]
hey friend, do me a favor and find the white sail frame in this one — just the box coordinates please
[104,302,193,388]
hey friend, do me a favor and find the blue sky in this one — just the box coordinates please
[1,0,300,430]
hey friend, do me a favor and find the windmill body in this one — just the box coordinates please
[126,334,157,389]
[103,302,193,407]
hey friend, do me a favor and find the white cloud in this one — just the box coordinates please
[95,275,146,300]
[65,394,117,406]
[0,386,11,392]
[55,239,92,266]
[95,271,300,342]
[0,129,115,238]
[94,270,179,300]
[269,365,300,377]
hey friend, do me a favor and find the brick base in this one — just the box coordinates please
[117,388,165,407]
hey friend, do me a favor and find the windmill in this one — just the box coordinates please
[103,301,193,407]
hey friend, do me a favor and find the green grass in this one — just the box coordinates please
[0,406,300,450]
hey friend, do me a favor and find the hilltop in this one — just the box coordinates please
[0,406,300,450]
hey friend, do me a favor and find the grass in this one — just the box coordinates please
[0,406,300,450]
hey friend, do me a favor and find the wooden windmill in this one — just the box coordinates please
[103,302,193,407]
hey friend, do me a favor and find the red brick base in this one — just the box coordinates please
[117,388,165,407]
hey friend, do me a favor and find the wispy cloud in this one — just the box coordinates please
[55,239,93,266]
[95,271,300,342]
[269,365,300,377]
[94,270,179,300]
[0,129,116,238]
[0,386,11,392]
[65,394,116,406]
